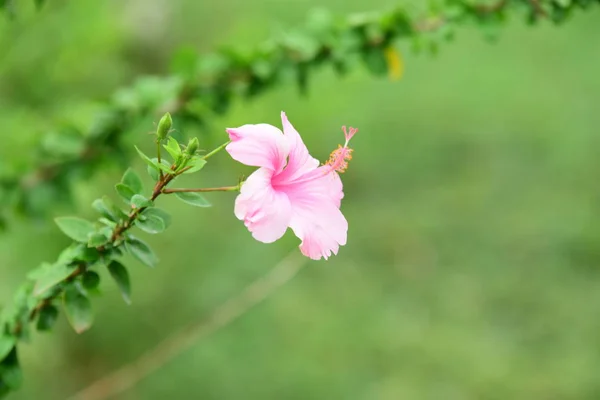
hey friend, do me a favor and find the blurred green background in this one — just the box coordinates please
[2,0,600,399]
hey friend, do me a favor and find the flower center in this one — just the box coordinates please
[325,126,357,173]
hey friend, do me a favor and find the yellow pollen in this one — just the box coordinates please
[326,145,353,173]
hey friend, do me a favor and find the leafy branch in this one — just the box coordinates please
[2,0,597,229]
[0,115,238,398]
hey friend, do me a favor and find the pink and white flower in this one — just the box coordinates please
[226,112,357,260]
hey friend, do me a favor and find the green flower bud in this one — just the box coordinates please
[185,137,199,156]
[156,112,172,141]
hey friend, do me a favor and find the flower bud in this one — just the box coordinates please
[156,112,172,141]
[185,137,199,156]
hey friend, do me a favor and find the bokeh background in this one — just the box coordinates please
[2,0,600,399]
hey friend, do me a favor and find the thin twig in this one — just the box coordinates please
[68,251,306,400]
[162,185,239,194]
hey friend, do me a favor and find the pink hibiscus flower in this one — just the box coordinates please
[226,112,357,260]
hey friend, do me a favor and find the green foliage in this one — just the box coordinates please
[32,263,75,296]
[107,261,132,305]
[54,217,96,243]
[1,0,598,230]
[34,305,58,332]
[174,192,212,208]
[0,117,234,397]
[0,336,14,362]
[62,285,93,334]
[125,237,159,268]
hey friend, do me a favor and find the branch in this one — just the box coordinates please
[3,0,578,229]
[0,120,235,397]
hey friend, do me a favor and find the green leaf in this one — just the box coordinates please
[0,335,15,361]
[34,0,46,9]
[122,168,144,195]
[182,156,207,174]
[147,158,172,181]
[33,263,76,296]
[57,244,91,264]
[362,47,388,76]
[142,208,171,229]
[157,162,175,175]
[92,196,125,222]
[135,214,165,234]
[36,305,59,332]
[63,286,93,334]
[88,232,110,247]
[131,194,152,209]
[163,137,182,161]
[0,348,22,390]
[135,146,160,170]
[81,271,100,290]
[55,217,96,243]
[174,192,212,207]
[125,237,159,268]
[115,183,136,202]
[98,218,117,228]
[107,261,132,304]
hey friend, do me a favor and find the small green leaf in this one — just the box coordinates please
[142,208,171,229]
[148,163,159,181]
[36,305,59,332]
[157,162,175,175]
[125,237,158,268]
[33,263,76,296]
[107,261,132,304]
[81,271,100,290]
[163,137,182,161]
[0,335,15,361]
[0,347,22,390]
[362,47,388,76]
[136,214,165,234]
[88,232,110,247]
[92,196,125,222]
[147,158,172,181]
[99,218,117,228]
[63,285,93,334]
[182,156,207,174]
[174,192,212,207]
[55,217,95,243]
[131,194,152,209]
[122,168,144,195]
[135,146,160,170]
[115,183,136,202]
[57,244,93,264]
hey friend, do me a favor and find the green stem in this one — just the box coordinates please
[157,140,164,179]
[203,141,230,160]
[162,185,239,194]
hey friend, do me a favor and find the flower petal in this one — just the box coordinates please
[226,124,290,172]
[282,169,348,260]
[272,112,320,184]
[234,168,292,243]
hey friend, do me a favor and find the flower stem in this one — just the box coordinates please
[156,140,164,179]
[162,185,239,194]
[202,141,230,160]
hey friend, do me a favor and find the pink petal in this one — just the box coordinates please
[279,169,348,260]
[226,124,290,172]
[272,112,320,184]
[234,168,292,243]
